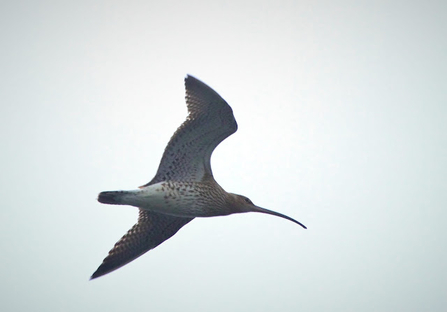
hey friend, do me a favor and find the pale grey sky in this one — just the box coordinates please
[1,0,446,311]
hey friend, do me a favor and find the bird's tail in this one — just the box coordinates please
[97,191,128,205]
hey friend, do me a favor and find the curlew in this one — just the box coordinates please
[91,75,306,279]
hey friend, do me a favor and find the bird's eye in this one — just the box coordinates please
[244,197,253,204]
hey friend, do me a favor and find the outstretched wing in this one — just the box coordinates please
[92,76,232,279]
[143,75,237,186]
[91,210,193,279]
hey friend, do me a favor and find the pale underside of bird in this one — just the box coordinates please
[91,75,306,279]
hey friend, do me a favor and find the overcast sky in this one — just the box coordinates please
[1,0,446,311]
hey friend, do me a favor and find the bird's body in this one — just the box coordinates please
[99,180,233,218]
[91,75,306,279]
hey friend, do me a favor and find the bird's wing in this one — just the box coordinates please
[142,75,237,186]
[91,210,193,279]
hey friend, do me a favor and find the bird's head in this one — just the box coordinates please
[229,193,307,229]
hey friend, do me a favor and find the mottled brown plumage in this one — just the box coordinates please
[91,75,306,280]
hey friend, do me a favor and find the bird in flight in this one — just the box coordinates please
[91,75,306,279]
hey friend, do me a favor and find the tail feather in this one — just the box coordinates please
[98,191,126,205]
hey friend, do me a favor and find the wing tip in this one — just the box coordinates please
[90,265,108,280]
[185,73,198,81]
[89,274,97,281]
[185,74,206,89]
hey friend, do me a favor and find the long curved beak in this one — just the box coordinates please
[252,206,307,229]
